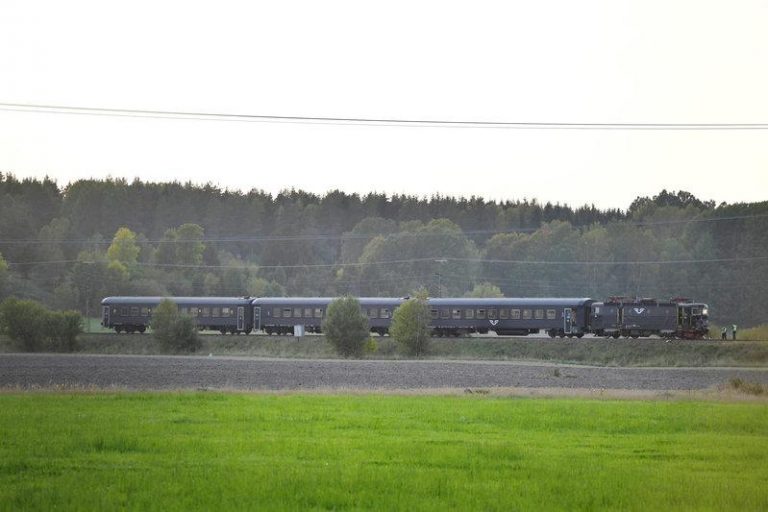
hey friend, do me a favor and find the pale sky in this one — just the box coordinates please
[1,0,767,210]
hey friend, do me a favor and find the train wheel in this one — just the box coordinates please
[138,325,146,334]
[576,333,583,338]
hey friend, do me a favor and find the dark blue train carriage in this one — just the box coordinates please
[252,297,405,335]
[427,297,594,337]
[101,296,254,334]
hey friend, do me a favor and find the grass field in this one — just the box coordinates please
[1,393,766,511]
[4,331,767,367]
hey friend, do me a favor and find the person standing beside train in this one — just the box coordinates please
[732,324,738,341]
[721,326,727,340]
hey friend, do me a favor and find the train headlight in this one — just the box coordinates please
[702,308,709,316]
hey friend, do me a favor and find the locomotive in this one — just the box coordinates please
[102,295,709,339]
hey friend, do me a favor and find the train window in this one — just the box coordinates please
[303,308,311,318]
[440,309,450,319]
[140,307,149,316]
[430,309,439,319]
[476,309,486,319]
[488,309,497,319]
[273,308,281,318]
[293,308,302,318]
[180,307,188,315]
[202,307,211,317]
[189,308,199,317]
[465,309,474,319]
[369,308,378,319]
[546,309,556,320]
[535,309,544,319]
[130,307,139,316]
[120,307,128,316]
[212,307,221,317]
[223,307,232,317]
[283,308,292,318]
[315,308,323,318]
[112,307,118,315]
[511,309,521,319]
[523,309,532,319]
[380,308,390,319]
[452,309,462,319]
[500,309,509,319]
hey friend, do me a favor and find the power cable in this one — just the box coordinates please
[2,102,768,130]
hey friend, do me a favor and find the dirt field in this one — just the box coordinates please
[2,353,768,395]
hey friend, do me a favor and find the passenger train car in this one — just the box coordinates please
[101,295,709,339]
[101,296,253,334]
[427,298,593,337]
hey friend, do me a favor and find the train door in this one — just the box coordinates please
[237,306,245,331]
[563,308,573,334]
[102,305,110,327]
[253,306,261,331]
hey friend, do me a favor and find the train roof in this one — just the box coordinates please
[253,297,405,306]
[101,296,253,305]
[428,298,594,307]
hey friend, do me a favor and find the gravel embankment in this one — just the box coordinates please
[2,353,767,392]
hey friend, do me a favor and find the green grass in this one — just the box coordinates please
[0,393,767,511]
[4,332,767,367]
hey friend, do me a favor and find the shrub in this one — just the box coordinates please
[45,310,83,352]
[0,298,82,352]
[0,298,49,351]
[365,337,378,354]
[391,296,431,357]
[151,299,200,352]
[728,378,765,395]
[322,296,369,358]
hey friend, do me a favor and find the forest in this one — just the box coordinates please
[0,173,765,326]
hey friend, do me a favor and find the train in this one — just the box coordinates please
[101,295,710,339]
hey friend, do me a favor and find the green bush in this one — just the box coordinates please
[151,299,200,353]
[0,298,49,351]
[0,298,82,352]
[45,310,83,352]
[365,337,378,354]
[390,296,431,357]
[322,296,369,358]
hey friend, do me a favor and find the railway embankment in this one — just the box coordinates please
[2,333,767,367]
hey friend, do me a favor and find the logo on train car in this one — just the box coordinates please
[489,320,499,326]
[633,308,646,314]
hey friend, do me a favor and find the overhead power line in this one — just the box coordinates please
[2,102,768,130]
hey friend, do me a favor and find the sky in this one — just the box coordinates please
[1,0,767,210]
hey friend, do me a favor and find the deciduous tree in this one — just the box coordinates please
[151,299,200,352]
[390,294,431,357]
[322,296,369,358]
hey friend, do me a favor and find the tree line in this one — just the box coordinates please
[0,173,766,327]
